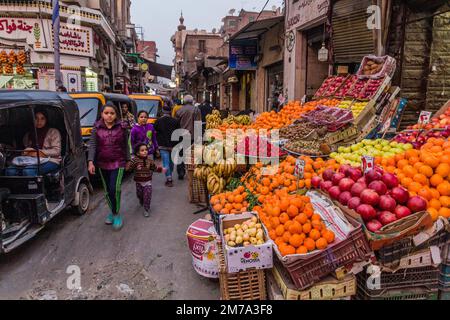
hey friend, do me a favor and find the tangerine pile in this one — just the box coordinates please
[210,186,249,215]
[241,155,339,200]
[255,191,336,256]
[377,138,450,221]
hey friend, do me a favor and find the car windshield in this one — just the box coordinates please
[135,99,160,118]
[75,98,100,127]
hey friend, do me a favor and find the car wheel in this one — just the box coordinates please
[74,182,90,216]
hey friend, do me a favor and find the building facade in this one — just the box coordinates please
[0,0,137,92]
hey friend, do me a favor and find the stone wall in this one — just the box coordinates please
[426,11,450,113]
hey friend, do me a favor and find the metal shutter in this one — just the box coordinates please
[332,0,375,63]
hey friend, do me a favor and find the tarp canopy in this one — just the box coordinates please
[229,16,284,41]
[144,59,173,80]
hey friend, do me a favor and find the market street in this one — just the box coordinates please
[0,174,219,300]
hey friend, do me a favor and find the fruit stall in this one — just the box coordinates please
[185,55,450,301]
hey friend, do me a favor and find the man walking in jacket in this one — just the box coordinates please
[175,95,201,180]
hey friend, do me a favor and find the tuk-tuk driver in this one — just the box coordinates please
[6,109,62,177]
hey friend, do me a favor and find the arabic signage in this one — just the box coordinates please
[0,18,93,57]
[286,0,329,31]
[229,39,258,70]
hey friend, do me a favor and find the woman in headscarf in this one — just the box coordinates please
[6,108,62,176]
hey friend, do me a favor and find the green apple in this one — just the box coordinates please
[390,141,399,148]
[381,140,389,147]
[338,147,346,153]
[382,146,391,152]
[403,143,413,150]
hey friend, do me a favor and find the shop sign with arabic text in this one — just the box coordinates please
[0,18,93,57]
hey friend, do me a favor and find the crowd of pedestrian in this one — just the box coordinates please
[87,94,211,231]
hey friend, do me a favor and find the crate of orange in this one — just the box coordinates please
[377,138,450,222]
[258,190,371,290]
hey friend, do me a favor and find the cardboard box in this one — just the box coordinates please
[220,212,273,274]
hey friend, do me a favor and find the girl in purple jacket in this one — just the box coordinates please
[88,103,131,231]
[131,111,159,158]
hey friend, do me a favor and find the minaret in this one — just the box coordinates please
[178,11,186,31]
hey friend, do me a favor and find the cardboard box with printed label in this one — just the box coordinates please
[220,212,273,274]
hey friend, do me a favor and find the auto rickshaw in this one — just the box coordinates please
[0,91,91,254]
[129,94,163,124]
[70,92,137,143]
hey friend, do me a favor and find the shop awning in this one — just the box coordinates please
[143,59,173,80]
[229,16,284,41]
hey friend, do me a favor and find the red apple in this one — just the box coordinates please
[323,169,335,182]
[329,186,341,200]
[407,196,428,213]
[351,183,367,197]
[348,197,362,210]
[347,168,363,182]
[361,189,380,206]
[339,192,352,206]
[357,204,377,221]
[365,170,382,184]
[369,181,388,196]
[320,181,333,192]
[395,206,412,219]
[332,173,346,186]
[379,211,398,226]
[312,176,322,189]
[339,164,351,176]
[379,195,397,212]
[382,173,399,189]
[367,220,383,233]
[390,187,410,205]
[339,178,355,192]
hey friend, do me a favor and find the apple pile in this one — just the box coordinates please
[315,77,335,98]
[346,79,368,99]
[359,79,383,100]
[313,165,428,233]
[407,108,450,131]
[324,76,347,97]
[335,76,357,98]
[394,129,450,149]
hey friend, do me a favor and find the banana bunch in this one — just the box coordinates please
[206,110,222,130]
[203,147,223,165]
[236,115,251,125]
[193,165,212,182]
[207,173,226,195]
[212,158,237,178]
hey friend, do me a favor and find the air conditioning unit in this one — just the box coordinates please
[127,63,134,69]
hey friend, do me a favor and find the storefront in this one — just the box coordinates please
[284,0,330,101]
[0,16,97,91]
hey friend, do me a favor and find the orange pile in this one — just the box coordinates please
[255,191,336,256]
[378,138,450,221]
[210,186,249,215]
[241,155,339,200]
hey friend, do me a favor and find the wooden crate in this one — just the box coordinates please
[188,170,207,204]
[271,261,356,300]
[218,242,267,300]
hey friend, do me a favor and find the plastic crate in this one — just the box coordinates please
[356,283,439,300]
[275,193,372,290]
[217,242,266,301]
[357,265,440,296]
[376,219,449,267]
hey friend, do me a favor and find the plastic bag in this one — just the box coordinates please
[12,156,50,167]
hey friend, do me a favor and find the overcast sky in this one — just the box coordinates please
[131,0,284,66]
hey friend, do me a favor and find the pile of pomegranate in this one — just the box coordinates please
[312,165,428,233]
